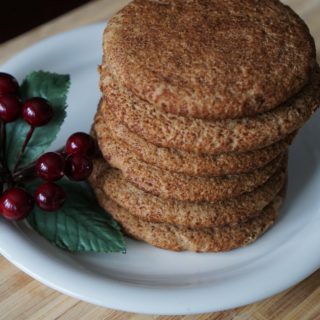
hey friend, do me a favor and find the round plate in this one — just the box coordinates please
[0,23,320,315]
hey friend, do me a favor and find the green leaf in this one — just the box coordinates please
[6,71,70,170]
[26,180,126,253]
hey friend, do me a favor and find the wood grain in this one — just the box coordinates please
[0,0,319,319]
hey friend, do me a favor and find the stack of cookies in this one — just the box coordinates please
[89,0,320,252]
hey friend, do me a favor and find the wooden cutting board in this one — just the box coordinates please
[0,0,319,319]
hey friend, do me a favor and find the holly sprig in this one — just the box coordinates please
[0,71,126,253]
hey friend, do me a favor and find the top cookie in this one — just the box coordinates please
[102,0,316,120]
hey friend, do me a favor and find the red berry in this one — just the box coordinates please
[65,154,93,181]
[0,95,22,122]
[0,73,19,95]
[22,97,53,127]
[34,182,66,212]
[36,152,65,181]
[65,132,95,156]
[0,188,34,220]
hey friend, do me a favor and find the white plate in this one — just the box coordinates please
[0,23,320,315]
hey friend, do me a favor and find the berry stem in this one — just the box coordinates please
[13,126,35,173]
[1,121,7,168]
[13,164,37,183]
[0,121,12,186]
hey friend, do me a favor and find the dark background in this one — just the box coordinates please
[1,0,91,43]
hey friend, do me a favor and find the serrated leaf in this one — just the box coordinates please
[6,71,70,170]
[26,180,126,253]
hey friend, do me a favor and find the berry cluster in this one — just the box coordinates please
[34,133,94,212]
[0,72,95,221]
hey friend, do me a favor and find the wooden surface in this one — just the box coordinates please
[0,0,319,319]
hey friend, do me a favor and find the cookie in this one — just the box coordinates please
[90,158,287,228]
[95,127,286,202]
[96,99,293,176]
[102,0,315,120]
[93,194,282,252]
[100,66,320,154]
